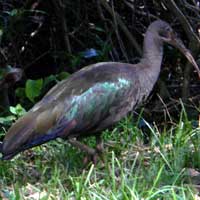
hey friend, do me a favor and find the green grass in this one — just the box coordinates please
[0,112,200,200]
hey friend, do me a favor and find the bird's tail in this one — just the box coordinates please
[0,102,77,160]
[1,111,39,159]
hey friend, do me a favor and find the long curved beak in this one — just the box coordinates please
[172,37,200,79]
[183,51,200,79]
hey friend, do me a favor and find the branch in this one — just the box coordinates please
[50,0,72,53]
[163,0,200,99]
[123,0,158,20]
[163,0,200,45]
[100,0,142,56]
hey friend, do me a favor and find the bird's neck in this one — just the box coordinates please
[141,31,163,82]
[135,31,163,100]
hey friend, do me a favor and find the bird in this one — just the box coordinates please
[0,20,200,162]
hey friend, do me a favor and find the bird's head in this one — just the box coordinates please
[151,20,200,78]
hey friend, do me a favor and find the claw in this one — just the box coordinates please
[83,151,103,166]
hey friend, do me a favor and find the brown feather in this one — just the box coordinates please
[35,103,63,133]
[2,111,38,154]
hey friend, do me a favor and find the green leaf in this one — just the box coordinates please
[70,56,81,68]
[94,26,105,32]
[43,74,57,87]
[9,106,17,115]
[9,9,19,16]
[9,104,26,117]
[25,79,43,102]
[56,71,70,81]
[15,87,26,98]
[0,116,16,124]
[15,104,26,116]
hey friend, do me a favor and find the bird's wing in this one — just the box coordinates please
[31,62,135,111]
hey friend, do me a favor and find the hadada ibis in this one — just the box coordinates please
[0,20,200,161]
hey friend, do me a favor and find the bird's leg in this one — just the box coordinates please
[93,135,105,165]
[68,138,96,155]
[95,135,104,153]
[82,135,105,165]
[68,135,104,165]
[68,138,97,164]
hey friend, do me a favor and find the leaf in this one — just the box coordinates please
[43,74,57,87]
[9,104,26,117]
[15,104,26,116]
[0,116,16,124]
[56,72,70,81]
[15,87,26,98]
[9,9,19,17]
[70,55,81,68]
[25,79,43,102]
[9,106,17,115]
[94,26,105,33]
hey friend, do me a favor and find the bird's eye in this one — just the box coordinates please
[159,26,172,38]
[159,30,169,38]
[165,27,171,32]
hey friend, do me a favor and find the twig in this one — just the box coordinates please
[163,0,200,100]
[163,0,200,44]
[24,50,50,70]
[111,1,129,61]
[123,0,158,20]
[0,48,7,62]
[157,94,173,122]
[100,0,142,56]
[51,0,72,53]
[96,0,116,60]
[182,0,200,15]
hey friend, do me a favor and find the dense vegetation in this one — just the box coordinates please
[0,1,199,199]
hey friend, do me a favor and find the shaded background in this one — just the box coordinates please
[0,0,199,128]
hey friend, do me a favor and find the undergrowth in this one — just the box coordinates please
[0,110,199,200]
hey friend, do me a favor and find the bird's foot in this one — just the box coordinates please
[83,136,105,166]
[83,153,98,165]
[83,151,105,167]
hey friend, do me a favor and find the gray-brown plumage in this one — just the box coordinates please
[0,20,199,161]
